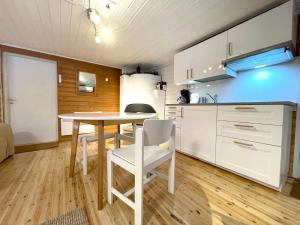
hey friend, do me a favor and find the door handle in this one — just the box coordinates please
[186,69,189,79]
[235,106,256,110]
[190,68,193,79]
[233,140,254,147]
[234,124,255,129]
[228,42,232,56]
[8,98,16,104]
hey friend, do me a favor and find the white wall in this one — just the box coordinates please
[158,58,300,178]
[157,64,187,104]
[120,74,165,119]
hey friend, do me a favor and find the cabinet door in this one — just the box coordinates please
[190,32,227,80]
[181,106,217,163]
[216,136,281,188]
[174,49,190,84]
[227,1,293,59]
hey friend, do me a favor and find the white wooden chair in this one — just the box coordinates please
[78,132,116,175]
[73,112,116,175]
[107,119,176,225]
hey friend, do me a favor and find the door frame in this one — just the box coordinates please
[2,52,58,147]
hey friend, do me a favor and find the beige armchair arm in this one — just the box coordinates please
[0,124,14,161]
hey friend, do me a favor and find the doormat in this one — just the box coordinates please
[40,208,89,225]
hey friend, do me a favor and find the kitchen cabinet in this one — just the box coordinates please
[216,104,293,190]
[165,103,294,191]
[173,1,294,84]
[190,32,228,81]
[174,49,191,84]
[227,1,294,59]
[165,105,182,150]
[180,106,217,163]
[174,32,234,84]
[216,136,282,188]
[217,105,284,125]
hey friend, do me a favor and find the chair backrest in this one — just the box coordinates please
[124,104,156,113]
[142,119,174,146]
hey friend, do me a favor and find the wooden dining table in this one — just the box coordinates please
[58,112,157,210]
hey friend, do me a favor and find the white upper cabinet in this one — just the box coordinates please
[227,1,294,59]
[174,48,191,84]
[173,1,295,84]
[190,32,228,81]
[174,32,233,84]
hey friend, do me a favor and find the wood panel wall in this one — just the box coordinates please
[0,45,120,142]
[57,58,120,141]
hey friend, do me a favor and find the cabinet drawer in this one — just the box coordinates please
[165,115,181,128]
[217,121,282,146]
[165,106,182,112]
[165,110,182,118]
[175,127,181,150]
[216,136,281,188]
[217,105,284,125]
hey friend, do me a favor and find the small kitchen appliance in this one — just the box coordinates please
[177,89,190,104]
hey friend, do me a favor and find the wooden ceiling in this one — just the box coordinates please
[0,0,286,69]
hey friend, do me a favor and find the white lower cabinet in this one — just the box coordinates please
[165,104,293,190]
[164,106,182,150]
[175,127,181,150]
[180,106,217,163]
[216,104,293,190]
[216,136,281,188]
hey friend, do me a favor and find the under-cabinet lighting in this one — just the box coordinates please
[254,64,267,69]
[226,47,293,72]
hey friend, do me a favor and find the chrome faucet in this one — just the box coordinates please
[206,92,218,103]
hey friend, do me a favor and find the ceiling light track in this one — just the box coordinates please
[64,0,116,44]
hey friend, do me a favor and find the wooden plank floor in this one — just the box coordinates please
[0,142,300,225]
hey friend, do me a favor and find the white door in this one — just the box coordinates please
[190,32,228,80]
[180,106,217,163]
[3,53,58,146]
[227,1,293,59]
[174,49,190,84]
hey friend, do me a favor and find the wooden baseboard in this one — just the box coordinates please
[15,141,58,154]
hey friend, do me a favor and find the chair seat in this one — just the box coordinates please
[112,145,172,167]
[79,132,115,142]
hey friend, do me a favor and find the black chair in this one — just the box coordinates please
[116,103,157,146]
[124,103,156,114]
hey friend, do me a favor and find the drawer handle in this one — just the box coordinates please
[235,107,256,110]
[233,140,254,147]
[234,124,254,128]
[168,107,177,109]
[167,112,176,114]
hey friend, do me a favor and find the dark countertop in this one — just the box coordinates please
[166,101,297,107]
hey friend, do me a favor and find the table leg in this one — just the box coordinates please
[98,120,105,210]
[69,120,80,177]
[117,124,121,148]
